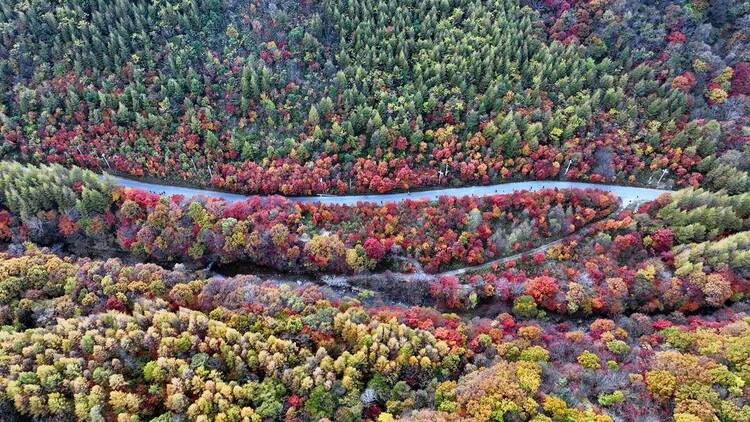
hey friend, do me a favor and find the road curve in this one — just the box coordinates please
[109,175,671,206]
[107,174,674,305]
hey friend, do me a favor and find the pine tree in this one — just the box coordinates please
[307,105,320,126]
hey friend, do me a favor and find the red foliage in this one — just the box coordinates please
[526,275,560,310]
[666,31,686,44]
[0,211,11,240]
[363,237,386,260]
[123,189,161,209]
[650,228,674,253]
[670,72,696,93]
[366,405,382,419]
[58,215,79,237]
[105,296,127,311]
[287,395,302,408]
[429,276,464,309]
[731,62,750,96]
[532,252,546,265]
[653,319,672,331]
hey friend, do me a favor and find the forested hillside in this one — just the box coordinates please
[1,0,748,194]
[0,1,749,421]
[0,162,617,273]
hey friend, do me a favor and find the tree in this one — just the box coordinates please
[76,187,110,216]
[305,386,335,420]
[319,97,334,117]
[705,164,748,194]
[307,105,320,126]
[305,234,346,271]
[363,238,386,260]
[526,276,560,310]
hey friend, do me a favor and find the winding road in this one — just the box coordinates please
[110,175,670,206]
[107,174,674,305]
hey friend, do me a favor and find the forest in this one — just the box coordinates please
[0,0,748,195]
[0,0,749,421]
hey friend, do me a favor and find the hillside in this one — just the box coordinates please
[1,0,748,194]
[0,1,749,421]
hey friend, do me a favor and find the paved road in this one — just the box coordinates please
[109,176,671,206]
[107,175,674,303]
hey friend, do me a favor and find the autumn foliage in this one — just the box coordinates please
[1,163,619,275]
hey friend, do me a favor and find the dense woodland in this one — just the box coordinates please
[0,162,617,274]
[2,245,750,421]
[0,0,748,194]
[2,163,750,421]
[441,187,750,313]
[0,0,749,421]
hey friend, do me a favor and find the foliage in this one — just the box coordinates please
[1,163,618,274]
[449,188,750,314]
[1,245,750,420]
[1,0,747,195]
